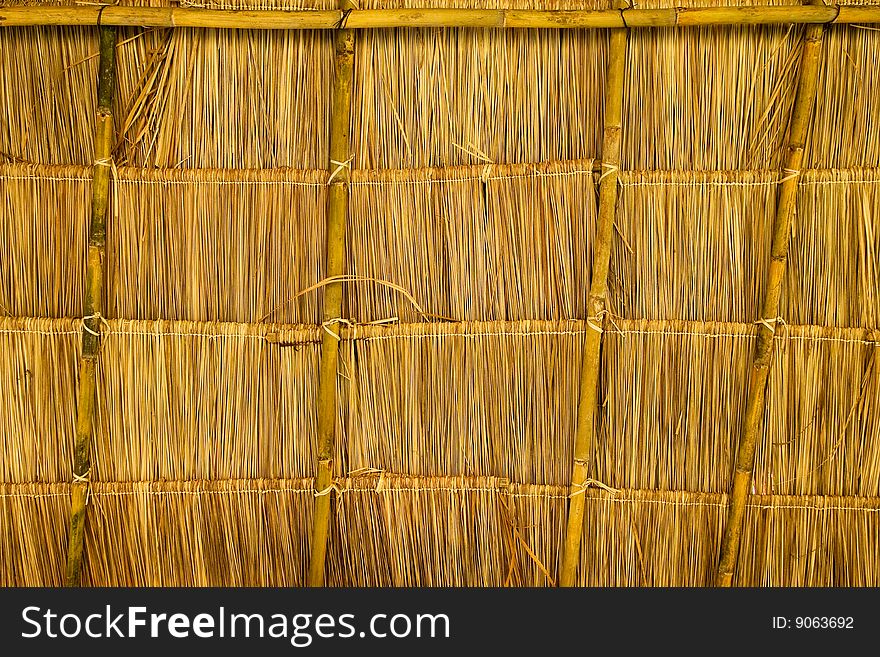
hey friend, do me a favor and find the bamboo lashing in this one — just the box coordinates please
[1,6,879,29]
[64,24,117,587]
[307,0,356,588]
[559,2,628,588]
[715,6,828,588]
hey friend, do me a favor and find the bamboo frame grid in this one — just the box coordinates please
[1,0,878,587]
[1,6,880,29]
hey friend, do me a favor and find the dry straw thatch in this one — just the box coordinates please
[0,0,879,586]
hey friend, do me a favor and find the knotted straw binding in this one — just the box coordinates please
[599,162,619,183]
[82,312,111,337]
[72,468,92,505]
[328,156,353,184]
[569,479,621,499]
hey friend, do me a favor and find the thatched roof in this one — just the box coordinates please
[0,0,878,586]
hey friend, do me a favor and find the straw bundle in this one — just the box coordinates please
[788,168,880,328]
[597,320,880,497]
[760,324,880,497]
[0,163,90,318]
[83,479,314,586]
[613,168,880,327]
[107,167,328,323]
[94,320,334,482]
[622,19,801,170]
[595,320,756,493]
[805,26,880,168]
[612,170,777,323]
[0,318,80,484]
[113,27,333,168]
[0,27,97,165]
[352,27,607,168]
[342,321,584,486]
[330,474,512,586]
[346,160,596,322]
[0,482,70,587]
[578,488,880,586]
[2,473,879,586]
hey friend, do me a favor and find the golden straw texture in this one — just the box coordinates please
[622,21,801,170]
[347,160,596,322]
[0,318,80,484]
[342,321,584,486]
[82,479,315,586]
[0,27,97,165]
[0,163,90,317]
[352,28,607,168]
[612,170,777,322]
[2,474,879,586]
[94,319,341,481]
[114,28,333,168]
[106,167,328,323]
[597,320,880,497]
[0,482,71,587]
[805,26,880,168]
[788,168,880,328]
[578,488,880,586]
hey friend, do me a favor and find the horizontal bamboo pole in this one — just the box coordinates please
[64,25,117,588]
[1,5,878,29]
[715,14,827,588]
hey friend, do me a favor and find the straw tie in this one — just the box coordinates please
[586,309,623,335]
[314,480,345,511]
[321,317,353,341]
[328,156,353,184]
[72,468,92,506]
[335,7,354,30]
[82,312,111,337]
[569,478,620,499]
[599,162,619,183]
[779,167,801,184]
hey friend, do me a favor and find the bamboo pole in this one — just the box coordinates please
[307,2,355,588]
[64,25,117,588]
[559,7,628,588]
[715,14,827,588]
[0,5,877,29]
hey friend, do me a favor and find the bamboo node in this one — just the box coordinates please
[328,156,354,184]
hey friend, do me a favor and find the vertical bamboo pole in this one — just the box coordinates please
[559,11,628,587]
[715,16,826,587]
[64,24,117,587]
[307,2,355,587]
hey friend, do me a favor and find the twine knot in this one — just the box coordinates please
[599,162,619,183]
[82,312,111,337]
[328,156,354,184]
[569,478,620,499]
[321,317,353,341]
[779,168,801,184]
[72,469,92,506]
